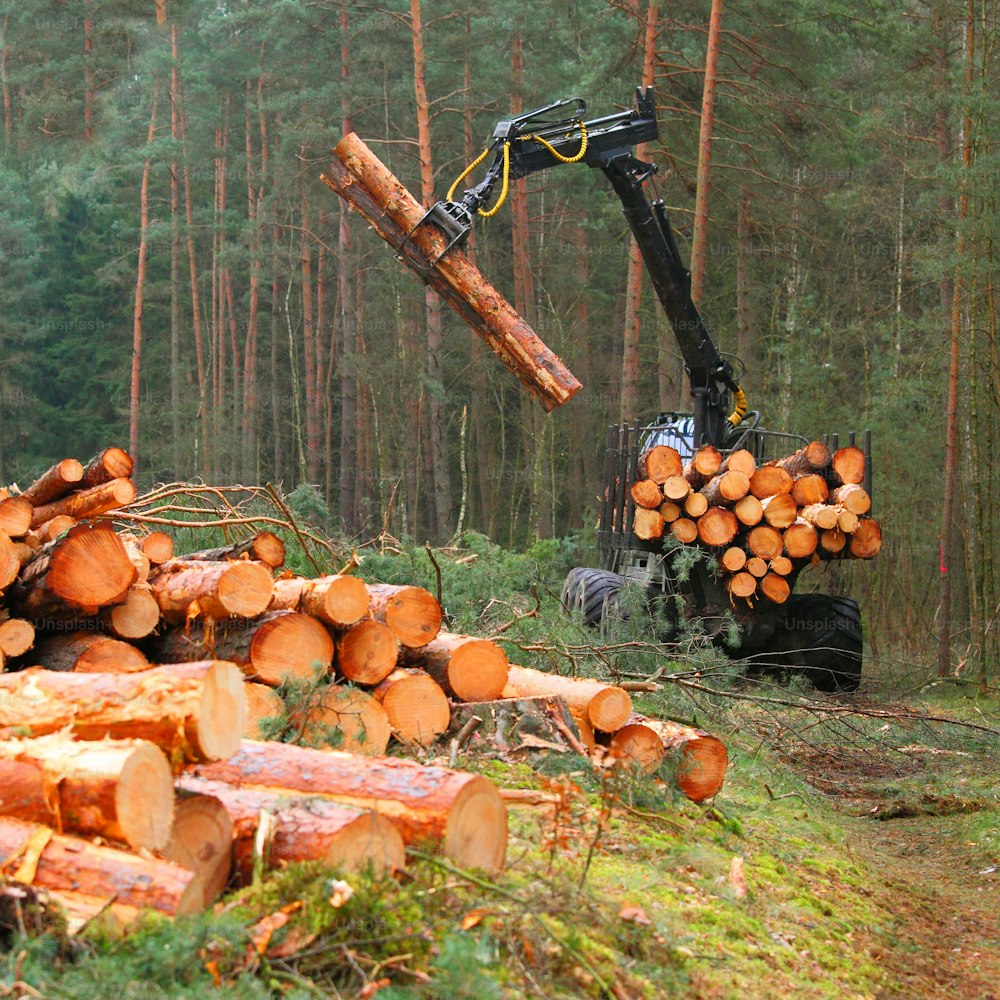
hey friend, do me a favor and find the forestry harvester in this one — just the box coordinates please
[365,88,870,691]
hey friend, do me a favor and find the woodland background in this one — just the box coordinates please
[0,0,995,676]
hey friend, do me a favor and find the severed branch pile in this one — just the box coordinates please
[629,440,881,604]
[0,446,728,927]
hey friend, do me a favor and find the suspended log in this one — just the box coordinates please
[658,501,681,524]
[366,583,442,648]
[32,633,150,674]
[243,682,285,740]
[682,445,723,489]
[0,816,201,916]
[791,474,829,507]
[760,493,797,529]
[8,524,136,619]
[139,531,175,565]
[0,734,173,852]
[745,557,768,579]
[830,483,871,515]
[670,518,698,544]
[717,448,756,477]
[0,497,32,537]
[322,135,580,411]
[783,519,818,558]
[772,441,831,475]
[149,559,273,623]
[181,531,286,569]
[633,508,665,541]
[0,661,245,762]
[0,618,34,658]
[192,739,508,871]
[290,684,391,756]
[176,776,404,881]
[607,715,728,801]
[749,466,793,499]
[161,791,233,906]
[849,518,882,558]
[733,494,763,527]
[638,445,682,484]
[505,665,631,733]
[100,584,160,640]
[337,619,399,685]
[683,492,708,518]
[727,572,756,598]
[270,574,370,628]
[746,525,783,560]
[19,460,85,507]
[720,547,746,572]
[150,611,334,687]
[759,573,791,604]
[29,478,137,530]
[374,669,451,746]
[697,507,738,547]
[629,479,663,509]
[447,695,586,756]
[830,446,866,485]
[402,632,509,703]
[700,469,750,506]
[80,448,134,489]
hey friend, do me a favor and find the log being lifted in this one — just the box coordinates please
[176,775,405,880]
[192,739,508,871]
[402,631,509,702]
[0,815,201,916]
[149,558,273,623]
[0,661,246,762]
[322,135,581,411]
[607,716,728,802]
[182,531,286,569]
[0,734,174,852]
[505,664,631,732]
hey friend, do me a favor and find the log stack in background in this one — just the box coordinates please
[628,441,881,604]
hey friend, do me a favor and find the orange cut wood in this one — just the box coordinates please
[34,515,77,543]
[80,448,134,489]
[139,531,175,564]
[799,503,839,530]
[0,497,33,537]
[727,572,756,598]
[366,583,442,648]
[746,525,783,560]
[783,519,818,558]
[658,501,681,523]
[638,445,682,483]
[683,445,723,486]
[373,669,451,746]
[149,559,273,623]
[29,478,137,529]
[701,470,749,506]
[402,632,509,703]
[759,573,791,604]
[633,507,665,541]
[733,494,763,526]
[162,791,233,906]
[772,441,831,475]
[0,734,174,852]
[849,518,882,558]
[243,683,285,740]
[337,620,400,686]
[0,618,34,658]
[0,533,20,590]
[697,507,738,547]
[820,528,847,554]
[830,483,871,514]
[837,508,860,533]
[760,493,797,529]
[19,459,85,507]
[101,584,161,640]
[720,547,746,572]
[792,474,829,507]
[662,475,691,501]
[182,531,286,569]
[670,518,698,544]
[769,555,793,576]
[191,739,508,871]
[718,449,756,477]
[176,776,405,880]
[749,466,793,499]
[505,664,631,732]
[0,661,246,762]
[683,492,708,518]
[270,574,370,628]
[0,815,200,916]
[831,446,866,485]
[745,557,768,578]
[32,633,150,674]
[629,478,663,509]
[290,684,391,755]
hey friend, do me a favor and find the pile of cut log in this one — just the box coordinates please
[0,447,729,925]
[628,441,881,604]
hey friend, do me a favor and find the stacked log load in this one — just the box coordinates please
[628,440,881,604]
[0,447,729,924]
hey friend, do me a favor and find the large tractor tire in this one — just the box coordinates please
[770,594,863,692]
[561,567,625,628]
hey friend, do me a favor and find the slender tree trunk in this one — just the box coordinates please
[690,0,724,309]
[410,0,451,541]
[300,175,319,483]
[1,15,11,149]
[735,186,753,389]
[83,2,94,140]
[129,79,159,473]
[271,221,282,480]
[169,23,181,475]
[242,78,261,482]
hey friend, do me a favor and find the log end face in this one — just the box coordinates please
[49,528,138,608]
[446,775,507,872]
[449,641,509,703]
[385,587,443,648]
[319,575,370,627]
[324,812,405,875]
[217,562,274,618]
[194,661,247,761]
[115,743,175,852]
[609,724,666,774]
[676,737,728,803]
[588,688,632,733]
[163,793,234,906]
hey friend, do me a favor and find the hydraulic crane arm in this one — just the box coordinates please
[415,87,745,449]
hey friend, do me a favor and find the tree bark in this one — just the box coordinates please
[270,573,369,628]
[19,460,84,507]
[32,632,149,674]
[148,559,273,623]
[505,665,631,733]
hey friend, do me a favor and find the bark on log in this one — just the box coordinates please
[760,493,797,528]
[191,739,508,871]
[849,518,882,558]
[772,441,831,475]
[697,507,739,547]
[607,715,728,801]
[270,574,370,628]
[0,497,32,537]
[670,518,698,544]
[830,446,866,485]
[629,479,663,509]
[150,611,334,687]
[32,633,150,674]
[791,473,829,507]
[733,494,763,527]
[290,684,391,756]
[700,469,750,505]
[683,492,708,518]
[0,618,34,657]
[373,669,451,746]
[638,445,682,483]
[0,815,200,916]
[746,525,783,560]
[29,479,137,529]
[799,503,839,530]
[366,583,441,648]
[759,573,791,604]
[447,695,585,756]
[100,584,160,640]
[505,665,631,732]
[783,518,818,558]
[337,620,400,686]
[8,525,137,619]
[749,466,794,499]
[244,682,285,740]
[322,135,580,411]
[633,508,665,541]
[175,776,404,880]
[0,734,174,851]
[19,460,85,507]
[34,515,76,543]
[727,572,756,598]
[161,791,233,906]
[181,531,286,569]
[401,631,508,702]
[80,448,134,489]
[149,559,273,623]
[0,661,246,762]
[829,483,871,515]
[139,532,175,565]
